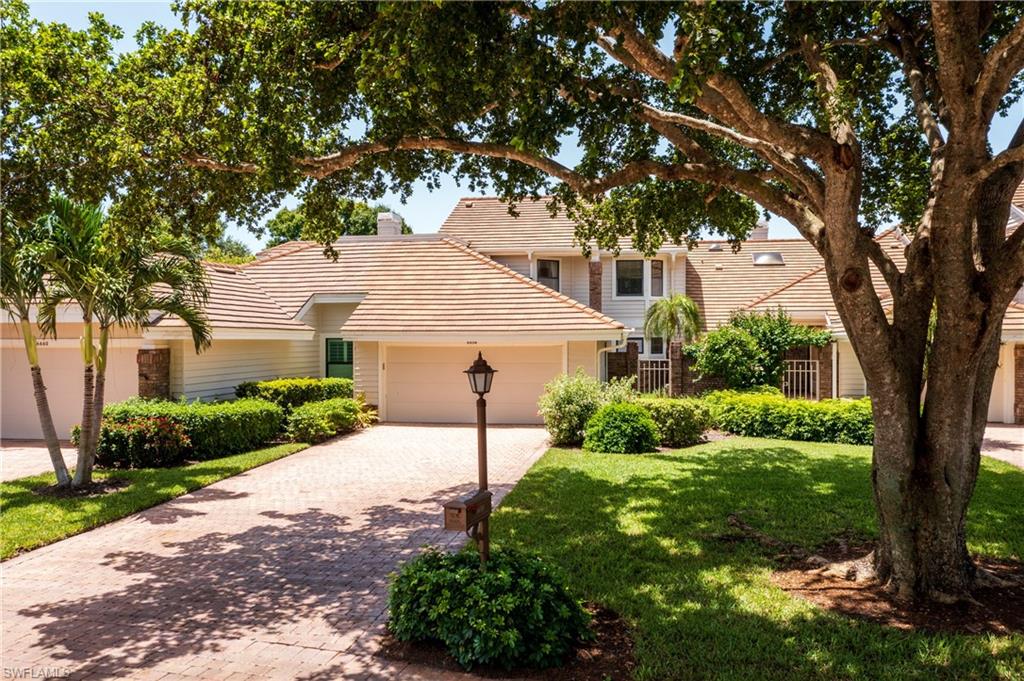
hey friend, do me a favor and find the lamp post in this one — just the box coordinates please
[463,352,496,563]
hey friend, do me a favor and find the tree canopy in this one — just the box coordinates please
[262,200,410,247]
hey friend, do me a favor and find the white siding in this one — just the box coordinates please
[493,255,531,277]
[563,256,590,305]
[174,339,319,401]
[567,341,598,377]
[600,256,674,333]
[836,340,867,398]
[354,341,379,406]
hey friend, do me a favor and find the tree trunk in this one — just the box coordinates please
[868,321,1000,603]
[29,365,72,487]
[73,365,95,488]
[85,329,109,483]
[19,319,71,487]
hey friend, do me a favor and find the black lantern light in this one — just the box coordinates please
[464,351,497,397]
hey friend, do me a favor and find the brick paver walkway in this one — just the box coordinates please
[1,440,76,482]
[1,424,549,680]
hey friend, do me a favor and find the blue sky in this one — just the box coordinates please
[27,1,1024,251]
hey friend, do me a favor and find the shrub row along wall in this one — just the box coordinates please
[704,390,873,445]
[98,397,284,460]
[235,377,354,411]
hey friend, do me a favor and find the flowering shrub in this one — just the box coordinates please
[83,417,192,469]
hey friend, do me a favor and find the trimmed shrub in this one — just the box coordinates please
[705,390,873,445]
[583,402,660,454]
[75,417,191,469]
[235,377,354,410]
[388,548,591,670]
[286,397,362,443]
[537,370,636,446]
[636,397,711,447]
[100,397,284,459]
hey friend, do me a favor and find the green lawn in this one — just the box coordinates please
[0,442,306,559]
[491,438,1024,681]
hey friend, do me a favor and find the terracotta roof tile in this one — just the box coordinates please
[240,235,624,337]
[151,263,312,332]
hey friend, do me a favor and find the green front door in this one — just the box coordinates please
[326,338,353,378]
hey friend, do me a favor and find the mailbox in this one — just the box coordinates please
[443,489,493,532]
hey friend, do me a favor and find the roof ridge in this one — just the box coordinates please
[244,241,320,267]
[439,237,624,329]
[742,265,826,309]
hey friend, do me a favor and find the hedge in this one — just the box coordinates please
[704,390,873,445]
[235,377,354,411]
[99,397,284,459]
[285,397,364,443]
[636,397,711,447]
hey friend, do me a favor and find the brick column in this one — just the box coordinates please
[137,348,171,399]
[626,341,639,377]
[669,341,684,396]
[817,343,834,400]
[1015,344,1024,425]
[588,258,602,312]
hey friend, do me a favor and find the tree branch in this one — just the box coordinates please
[881,12,946,152]
[971,144,1024,186]
[975,14,1024,123]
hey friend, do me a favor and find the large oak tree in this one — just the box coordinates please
[9,1,1024,602]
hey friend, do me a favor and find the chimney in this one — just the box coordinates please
[749,222,769,241]
[376,212,403,236]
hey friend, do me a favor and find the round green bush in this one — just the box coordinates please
[75,417,191,469]
[388,548,591,670]
[583,402,660,454]
[286,397,362,443]
[636,397,711,447]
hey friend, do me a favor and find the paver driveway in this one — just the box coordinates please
[1,424,549,680]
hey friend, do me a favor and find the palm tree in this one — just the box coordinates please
[643,293,702,347]
[38,196,212,487]
[0,213,72,487]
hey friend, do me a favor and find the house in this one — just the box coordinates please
[3,197,1023,439]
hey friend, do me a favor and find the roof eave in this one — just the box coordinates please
[144,327,315,341]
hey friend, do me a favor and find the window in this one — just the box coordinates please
[326,338,353,378]
[537,259,560,291]
[615,260,644,296]
[649,337,664,356]
[650,260,664,297]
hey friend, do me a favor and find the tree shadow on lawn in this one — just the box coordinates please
[490,444,1024,680]
[14,481,502,678]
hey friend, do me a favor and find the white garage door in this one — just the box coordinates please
[1,345,139,440]
[384,345,562,424]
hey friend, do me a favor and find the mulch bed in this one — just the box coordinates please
[34,477,130,498]
[771,539,1024,635]
[376,605,635,680]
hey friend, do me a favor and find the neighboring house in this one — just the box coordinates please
[3,195,1023,439]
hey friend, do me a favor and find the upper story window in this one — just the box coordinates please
[537,259,560,291]
[649,337,664,356]
[650,260,664,297]
[615,260,644,297]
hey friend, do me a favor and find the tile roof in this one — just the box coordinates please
[150,263,312,332]
[440,196,634,252]
[1014,181,1024,209]
[239,235,623,338]
[684,238,839,329]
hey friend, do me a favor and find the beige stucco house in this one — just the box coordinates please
[3,195,1024,439]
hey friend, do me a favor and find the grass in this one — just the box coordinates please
[491,437,1024,681]
[0,442,307,559]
